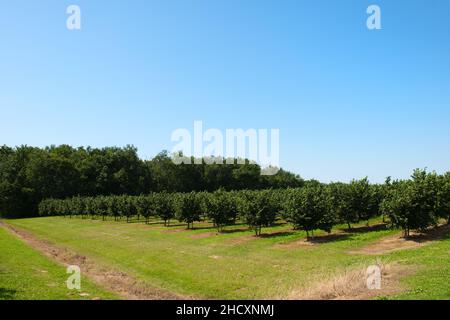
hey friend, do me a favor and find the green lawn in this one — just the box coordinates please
[387,238,450,300]
[3,216,450,299]
[0,225,118,300]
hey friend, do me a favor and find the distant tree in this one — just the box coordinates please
[205,190,238,232]
[153,192,175,226]
[348,178,377,226]
[231,163,261,190]
[237,190,277,236]
[327,182,355,229]
[174,192,201,229]
[284,185,335,239]
[261,169,304,189]
[94,196,109,220]
[136,195,153,223]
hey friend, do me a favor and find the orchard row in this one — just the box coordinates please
[39,169,450,237]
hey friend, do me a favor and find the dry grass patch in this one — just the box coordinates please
[162,228,186,234]
[225,234,256,246]
[190,232,218,239]
[284,262,416,300]
[275,232,351,249]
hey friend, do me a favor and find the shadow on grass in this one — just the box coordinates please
[406,223,450,243]
[306,233,352,244]
[220,228,250,234]
[191,222,248,231]
[341,223,387,234]
[164,223,187,228]
[269,222,287,227]
[191,225,218,231]
[259,231,296,239]
[0,288,16,300]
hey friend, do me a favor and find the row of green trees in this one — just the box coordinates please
[39,170,450,237]
[0,145,303,218]
[381,170,450,236]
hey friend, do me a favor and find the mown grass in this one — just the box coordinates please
[0,226,118,300]
[385,233,450,300]
[4,216,450,299]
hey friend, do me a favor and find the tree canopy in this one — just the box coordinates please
[0,145,303,218]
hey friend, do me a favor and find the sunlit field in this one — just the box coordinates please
[2,216,449,300]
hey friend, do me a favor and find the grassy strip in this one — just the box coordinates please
[5,216,450,299]
[0,224,118,300]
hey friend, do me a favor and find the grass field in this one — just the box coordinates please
[0,225,118,300]
[2,216,450,300]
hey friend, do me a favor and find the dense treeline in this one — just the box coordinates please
[0,145,303,218]
[38,169,450,237]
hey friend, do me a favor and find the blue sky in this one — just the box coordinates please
[1,0,449,182]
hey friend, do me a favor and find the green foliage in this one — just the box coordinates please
[174,192,202,229]
[436,172,450,223]
[204,190,238,232]
[237,190,277,236]
[327,182,353,227]
[135,195,154,223]
[154,192,175,226]
[326,178,381,229]
[349,178,380,225]
[0,145,303,218]
[284,185,335,238]
[36,168,449,238]
[381,169,441,236]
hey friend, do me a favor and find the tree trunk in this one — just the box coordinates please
[404,227,410,238]
[347,222,351,230]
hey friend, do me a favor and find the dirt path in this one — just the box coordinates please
[0,221,190,300]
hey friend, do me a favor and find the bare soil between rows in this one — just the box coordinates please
[350,224,450,255]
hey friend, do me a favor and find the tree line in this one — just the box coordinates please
[38,169,450,237]
[0,145,303,218]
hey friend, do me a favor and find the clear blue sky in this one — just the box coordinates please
[1,0,449,182]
